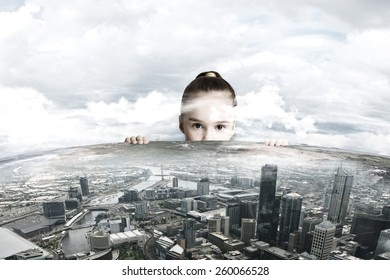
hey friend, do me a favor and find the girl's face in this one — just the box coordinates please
[179,91,236,141]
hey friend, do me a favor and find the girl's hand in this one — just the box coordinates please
[124,135,150,144]
[265,139,289,146]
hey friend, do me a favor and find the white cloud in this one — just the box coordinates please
[0,1,389,157]
[0,86,182,157]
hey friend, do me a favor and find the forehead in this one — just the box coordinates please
[181,91,236,121]
[182,90,233,107]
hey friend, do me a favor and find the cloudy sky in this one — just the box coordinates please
[0,0,389,158]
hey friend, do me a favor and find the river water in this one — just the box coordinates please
[61,210,106,256]
[61,171,228,256]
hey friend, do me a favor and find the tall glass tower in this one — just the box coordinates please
[257,164,279,245]
[278,192,302,248]
[183,218,196,249]
[328,167,354,225]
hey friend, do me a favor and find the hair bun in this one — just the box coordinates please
[196,71,221,78]
[205,72,217,77]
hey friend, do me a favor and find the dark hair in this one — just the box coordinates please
[181,71,237,107]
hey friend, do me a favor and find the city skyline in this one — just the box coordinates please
[0,141,389,260]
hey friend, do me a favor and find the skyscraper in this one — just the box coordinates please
[221,216,230,236]
[257,164,279,245]
[208,214,222,233]
[278,192,302,248]
[197,178,209,196]
[226,203,240,231]
[311,220,336,260]
[79,176,89,196]
[328,167,353,226]
[172,177,179,188]
[183,218,196,249]
[241,218,256,245]
[239,200,257,220]
[351,205,390,254]
[299,216,322,253]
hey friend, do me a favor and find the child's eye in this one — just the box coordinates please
[216,124,225,131]
[192,123,203,129]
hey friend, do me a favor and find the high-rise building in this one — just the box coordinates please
[328,167,353,226]
[375,229,390,257]
[299,216,322,253]
[239,200,257,221]
[257,164,279,245]
[278,193,302,248]
[197,178,210,196]
[287,231,301,252]
[351,205,390,253]
[68,186,82,201]
[208,215,222,234]
[183,218,196,249]
[172,177,179,188]
[135,202,149,219]
[241,218,256,245]
[226,203,240,231]
[79,176,89,196]
[122,189,138,202]
[221,216,230,236]
[310,220,336,260]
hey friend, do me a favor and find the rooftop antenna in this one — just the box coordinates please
[160,164,164,180]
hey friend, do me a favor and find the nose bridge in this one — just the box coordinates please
[202,127,216,141]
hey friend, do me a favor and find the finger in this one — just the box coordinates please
[130,136,137,144]
[136,135,143,141]
[265,139,270,146]
[275,139,282,146]
[269,139,276,146]
[144,137,150,144]
[124,137,131,143]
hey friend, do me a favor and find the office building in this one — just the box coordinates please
[183,218,196,249]
[221,216,230,236]
[239,200,257,220]
[240,218,256,245]
[208,215,222,234]
[144,189,156,200]
[328,167,353,226]
[166,244,184,260]
[42,201,66,219]
[310,220,336,260]
[196,195,217,211]
[208,232,230,250]
[351,205,390,253]
[226,203,240,230]
[278,193,302,248]
[299,216,322,253]
[68,186,82,201]
[375,229,390,257]
[172,177,179,188]
[121,188,138,202]
[79,176,89,196]
[257,164,279,245]
[288,231,301,252]
[135,202,149,219]
[197,178,210,196]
